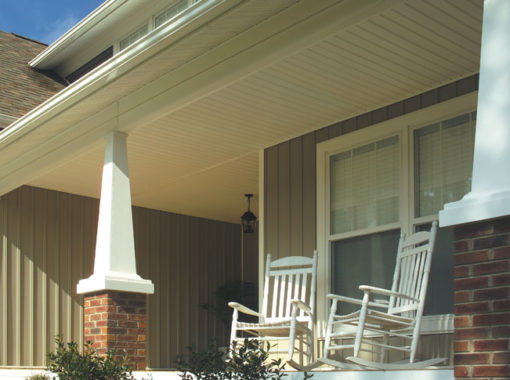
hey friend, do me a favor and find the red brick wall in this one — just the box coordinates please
[453,217,510,378]
[83,291,147,370]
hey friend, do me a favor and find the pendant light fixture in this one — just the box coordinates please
[241,194,257,233]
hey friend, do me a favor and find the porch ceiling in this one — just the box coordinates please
[23,0,482,223]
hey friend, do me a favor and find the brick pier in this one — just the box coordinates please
[453,217,510,378]
[83,291,147,370]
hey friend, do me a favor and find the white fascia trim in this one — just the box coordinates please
[29,0,126,68]
[0,0,228,151]
[77,273,154,294]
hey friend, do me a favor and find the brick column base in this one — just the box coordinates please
[453,217,510,379]
[84,291,147,370]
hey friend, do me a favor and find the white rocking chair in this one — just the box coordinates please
[320,221,446,369]
[229,251,318,370]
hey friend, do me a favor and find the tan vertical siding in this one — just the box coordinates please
[0,187,98,367]
[0,186,249,369]
[132,201,243,369]
[264,133,316,259]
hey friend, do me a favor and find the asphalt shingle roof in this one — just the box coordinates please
[0,31,66,119]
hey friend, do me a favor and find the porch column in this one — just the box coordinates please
[439,1,510,378]
[77,131,153,370]
[440,0,510,226]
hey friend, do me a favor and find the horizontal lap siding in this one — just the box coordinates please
[0,186,245,369]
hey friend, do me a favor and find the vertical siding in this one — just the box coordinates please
[0,186,98,367]
[132,202,243,369]
[0,186,250,369]
[264,133,317,259]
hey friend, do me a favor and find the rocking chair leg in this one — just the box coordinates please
[354,293,370,357]
[229,308,238,357]
[307,330,313,365]
[380,333,388,363]
[287,305,298,363]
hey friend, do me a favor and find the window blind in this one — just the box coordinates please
[415,112,476,217]
[330,135,399,234]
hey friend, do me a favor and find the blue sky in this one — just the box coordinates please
[0,0,105,45]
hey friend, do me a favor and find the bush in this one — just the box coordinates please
[26,375,51,380]
[46,335,134,380]
[177,339,312,380]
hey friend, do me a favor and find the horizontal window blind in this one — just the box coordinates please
[330,135,399,234]
[414,112,476,217]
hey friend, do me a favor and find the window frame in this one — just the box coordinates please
[113,0,201,54]
[316,93,478,334]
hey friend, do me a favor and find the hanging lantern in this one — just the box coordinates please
[241,194,257,233]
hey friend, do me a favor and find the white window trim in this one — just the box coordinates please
[316,92,478,335]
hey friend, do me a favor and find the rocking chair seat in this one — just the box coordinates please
[333,309,414,331]
[236,319,310,337]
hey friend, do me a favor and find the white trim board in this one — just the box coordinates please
[0,369,453,380]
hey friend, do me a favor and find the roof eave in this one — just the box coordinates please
[29,0,128,69]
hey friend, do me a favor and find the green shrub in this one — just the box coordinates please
[177,339,312,380]
[176,339,230,380]
[46,335,134,380]
[227,340,285,380]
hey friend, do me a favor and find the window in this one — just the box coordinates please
[330,135,400,235]
[116,0,201,53]
[119,24,149,51]
[155,0,194,28]
[317,97,477,331]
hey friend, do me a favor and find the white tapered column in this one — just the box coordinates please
[440,0,510,227]
[77,131,153,294]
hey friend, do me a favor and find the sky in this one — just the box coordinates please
[0,0,105,45]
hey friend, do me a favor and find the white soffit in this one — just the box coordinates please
[22,0,481,223]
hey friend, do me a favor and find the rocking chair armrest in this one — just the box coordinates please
[290,299,313,316]
[228,302,263,317]
[358,285,420,302]
[326,293,386,309]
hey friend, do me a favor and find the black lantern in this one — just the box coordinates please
[241,194,257,233]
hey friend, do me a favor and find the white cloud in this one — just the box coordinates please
[43,13,80,44]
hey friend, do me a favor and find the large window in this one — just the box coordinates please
[317,100,477,330]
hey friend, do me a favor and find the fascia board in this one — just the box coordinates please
[29,0,127,69]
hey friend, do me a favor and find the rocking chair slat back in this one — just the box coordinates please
[390,223,437,316]
[263,252,317,322]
